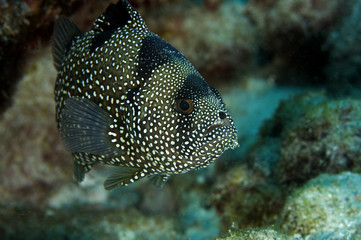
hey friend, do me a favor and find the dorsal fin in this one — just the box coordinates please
[92,0,146,33]
[89,0,147,53]
[52,16,82,71]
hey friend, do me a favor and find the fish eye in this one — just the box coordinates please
[175,99,193,114]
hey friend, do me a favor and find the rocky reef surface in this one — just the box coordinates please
[1,0,361,239]
[218,172,361,239]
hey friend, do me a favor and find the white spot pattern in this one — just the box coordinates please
[54,0,238,187]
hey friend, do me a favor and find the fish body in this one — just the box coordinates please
[52,0,238,189]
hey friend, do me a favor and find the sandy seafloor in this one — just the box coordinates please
[1,0,361,239]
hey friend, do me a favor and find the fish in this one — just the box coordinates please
[52,0,238,190]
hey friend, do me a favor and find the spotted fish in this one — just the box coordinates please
[52,0,238,190]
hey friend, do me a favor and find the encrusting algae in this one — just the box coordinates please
[52,0,238,190]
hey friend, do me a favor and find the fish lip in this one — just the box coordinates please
[230,139,240,149]
[202,120,239,149]
[203,124,226,136]
[203,119,232,136]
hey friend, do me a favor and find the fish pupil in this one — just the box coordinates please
[180,100,190,111]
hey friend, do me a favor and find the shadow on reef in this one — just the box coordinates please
[0,0,86,114]
[0,0,122,114]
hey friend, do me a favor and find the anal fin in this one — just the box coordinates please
[149,174,170,188]
[73,153,95,182]
[73,161,87,182]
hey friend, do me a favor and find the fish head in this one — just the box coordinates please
[171,73,239,169]
[130,34,238,172]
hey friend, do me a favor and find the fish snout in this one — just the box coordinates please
[218,110,231,126]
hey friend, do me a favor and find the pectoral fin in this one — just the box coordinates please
[59,97,120,157]
[104,167,145,190]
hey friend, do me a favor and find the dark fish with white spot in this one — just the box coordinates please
[52,0,238,189]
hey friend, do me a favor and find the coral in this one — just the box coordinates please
[281,172,361,239]
[217,227,289,240]
[0,204,181,240]
[218,172,361,239]
[212,88,361,237]
[245,91,327,179]
[177,1,257,83]
[0,1,31,43]
[131,0,186,8]
[246,0,342,52]
[143,0,257,84]
[277,96,361,184]
[246,91,361,185]
[0,0,84,113]
[211,164,284,230]
[244,0,344,84]
[0,47,72,204]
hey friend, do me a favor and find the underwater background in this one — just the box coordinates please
[1,0,361,239]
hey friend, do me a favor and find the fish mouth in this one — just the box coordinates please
[203,118,231,136]
[204,124,226,136]
[203,119,239,149]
